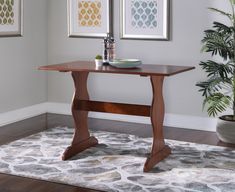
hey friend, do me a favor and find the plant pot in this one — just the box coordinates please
[95,59,103,67]
[216,116,235,144]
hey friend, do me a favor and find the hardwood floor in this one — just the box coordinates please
[0,114,46,146]
[0,114,234,192]
[0,174,99,192]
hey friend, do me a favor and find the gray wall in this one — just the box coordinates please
[0,0,229,120]
[0,0,48,113]
[48,0,226,117]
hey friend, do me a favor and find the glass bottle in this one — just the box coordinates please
[103,33,115,64]
[109,37,115,61]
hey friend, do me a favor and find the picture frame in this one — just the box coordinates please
[0,0,23,37]
[68,0,113,38]
[120,0,170,40]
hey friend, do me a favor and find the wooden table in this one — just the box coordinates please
[39,61,195,172]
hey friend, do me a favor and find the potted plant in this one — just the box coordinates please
[196,0,235,144]
[95,55,103,67]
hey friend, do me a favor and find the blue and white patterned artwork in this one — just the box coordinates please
[131,0,158,29]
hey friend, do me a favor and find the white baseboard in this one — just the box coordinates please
[0,102,217,132]
[0,103,48,127]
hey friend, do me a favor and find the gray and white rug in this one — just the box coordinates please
[0,127,235,192]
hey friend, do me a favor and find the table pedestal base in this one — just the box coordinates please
[144,145,171,172]
[62,72,171,172]
[62,136,98,160]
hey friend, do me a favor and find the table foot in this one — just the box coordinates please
[62,136,98,160]
[143,145,171,172]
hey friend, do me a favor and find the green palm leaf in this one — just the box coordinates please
[199,60,233,78]
[201,22,234,60]
[196,0,235,117]
[230,0,235,5]
[196,77,231,97]
[203,93,231,117]
[208,8,232,20]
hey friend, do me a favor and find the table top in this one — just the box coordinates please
[39,60,195,76]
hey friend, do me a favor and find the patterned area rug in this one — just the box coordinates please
[0,127,235,192]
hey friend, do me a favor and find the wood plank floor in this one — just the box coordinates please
[0,114,235,192]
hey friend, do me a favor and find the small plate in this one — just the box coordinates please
[109,59,142,68]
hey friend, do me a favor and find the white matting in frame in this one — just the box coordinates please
[121,0,169,40]
[0,0,23,37]
[68,0,113,38]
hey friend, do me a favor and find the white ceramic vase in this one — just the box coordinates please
[216,116,235,144]
[95,59,103,67]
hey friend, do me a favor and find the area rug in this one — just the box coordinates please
[0,127,235,192]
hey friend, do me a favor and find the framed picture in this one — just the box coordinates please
[68,0,113,38]
[120,0,170,40]
[0,0,23,37]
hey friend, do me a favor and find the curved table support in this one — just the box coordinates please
[62,72,98,160]
[62,72,171,171]
[144,76,171,172]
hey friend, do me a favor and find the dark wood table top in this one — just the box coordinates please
[39,60,195,76]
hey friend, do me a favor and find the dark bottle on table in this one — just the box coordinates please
[103,36,109,65]
[103,33,115,65]
[109,36,116,61]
